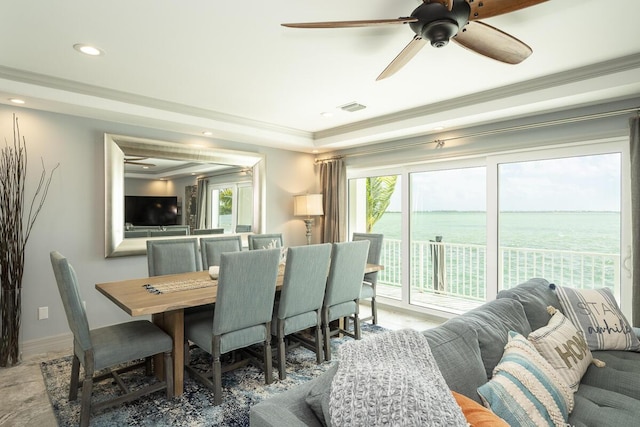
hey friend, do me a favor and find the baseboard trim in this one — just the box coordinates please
[21,333,73,359]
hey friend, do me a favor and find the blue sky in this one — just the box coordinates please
[387,153,621,212]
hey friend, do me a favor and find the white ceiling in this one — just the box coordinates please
[1,0,639,153]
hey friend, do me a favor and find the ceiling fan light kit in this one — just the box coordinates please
[281,0,547,80]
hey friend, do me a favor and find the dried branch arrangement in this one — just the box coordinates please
[0,115,58,367]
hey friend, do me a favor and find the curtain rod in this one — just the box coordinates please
[314,106,640,162]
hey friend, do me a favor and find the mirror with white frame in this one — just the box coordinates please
[105,133,265,258]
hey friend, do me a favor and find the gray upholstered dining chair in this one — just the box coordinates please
[147,238,207,316]
[235,224,252,232]
[272,243,332,379]
[146,238,201,276]
[247,233,283,250]
[184,248,280,405]
[352,232,384,325]
[199,235,243,269]
[50,251,174,427]
[322,240,370,361]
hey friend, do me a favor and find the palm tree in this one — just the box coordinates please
[366,176,397,232]
[218,188,232,215]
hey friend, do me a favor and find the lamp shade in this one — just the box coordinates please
[294,194,324,216]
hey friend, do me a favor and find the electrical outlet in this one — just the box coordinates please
[38,306,48,320]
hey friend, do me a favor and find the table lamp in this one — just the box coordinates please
[293,194,324,245]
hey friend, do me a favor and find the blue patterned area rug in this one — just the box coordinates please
[41,323,387,426]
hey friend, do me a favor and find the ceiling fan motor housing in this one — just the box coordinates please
[410,1,471,47]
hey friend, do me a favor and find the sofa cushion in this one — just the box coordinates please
[452,391,509,427]
[528,307,595,392]
[477,331,574,427]
[442,298,532,378]
[569,384,640,427]
[555,286,640,351]
[497,278,559,331]
[581,350,640,400]
[422,326,487,404]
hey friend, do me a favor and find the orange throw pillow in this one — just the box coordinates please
[451,391,509,427]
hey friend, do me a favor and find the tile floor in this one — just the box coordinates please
[0,305,442,426]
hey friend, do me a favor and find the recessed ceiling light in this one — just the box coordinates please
[320,112,333,118]
[9,98,25,104]
[202,131,213,136]
[432,126,445,131]
[73,43,104,56]
[312,149,319,154]
[142,166,149,169]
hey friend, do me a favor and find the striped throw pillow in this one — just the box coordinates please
[477,331,574,427]
[555,286,640,351]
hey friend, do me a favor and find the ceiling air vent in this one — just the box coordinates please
[339,102,366,112]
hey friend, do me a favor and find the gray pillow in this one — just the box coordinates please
[305,363,339,427]
[422,326,487,404]
[442,298,531,378]
[497,277,560,331]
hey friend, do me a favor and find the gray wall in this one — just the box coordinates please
[0,105,318,348]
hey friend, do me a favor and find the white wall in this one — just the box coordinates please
[0,105,318,351]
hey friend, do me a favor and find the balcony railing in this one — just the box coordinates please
[378,239,620,303]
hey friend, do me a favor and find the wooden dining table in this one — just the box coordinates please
[95,263,383,396]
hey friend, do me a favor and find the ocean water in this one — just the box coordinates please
[370,211,621,291]
[371,211,620,254]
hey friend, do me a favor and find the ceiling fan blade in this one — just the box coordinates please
[453,21,532,64]
[467,0,549,20]
[281,17,417,29]
[424,0,453,12]
[376,36,427,81]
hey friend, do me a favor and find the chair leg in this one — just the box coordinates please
[212,354,223,406]
[315,324,324,364]
[264,338,273,385]
[371,296,378,325]
[323,310,332,362]
[145,356,153,376]
[69,355,80,401]
[79,376,93,427]
[354,313,362,340]
[277,334,286,380]
[164,350,174,399]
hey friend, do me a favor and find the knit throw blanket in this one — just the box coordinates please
[330,329,467,427]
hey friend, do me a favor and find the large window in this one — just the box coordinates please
[498,153,621,293]
[348,175,402,300]
[348,140,630,316]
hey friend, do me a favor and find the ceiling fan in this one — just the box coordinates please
[282,0,547,80]
[124,157,156,167]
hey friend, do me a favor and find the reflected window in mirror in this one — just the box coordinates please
[197,173,253,234]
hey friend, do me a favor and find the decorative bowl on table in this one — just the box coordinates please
[209,266,219,279]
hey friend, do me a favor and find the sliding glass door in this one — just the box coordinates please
[348,139,630,315]
[409,167,487,312]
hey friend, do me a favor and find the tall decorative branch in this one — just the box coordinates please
[0,115,58,367]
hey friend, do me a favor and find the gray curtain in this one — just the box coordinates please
[195,178,208,229]
[320,158,346,243]
[630,116,640,326]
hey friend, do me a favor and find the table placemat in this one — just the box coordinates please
[143,277,215,294]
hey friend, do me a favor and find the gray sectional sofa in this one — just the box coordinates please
[250,278,640,426]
